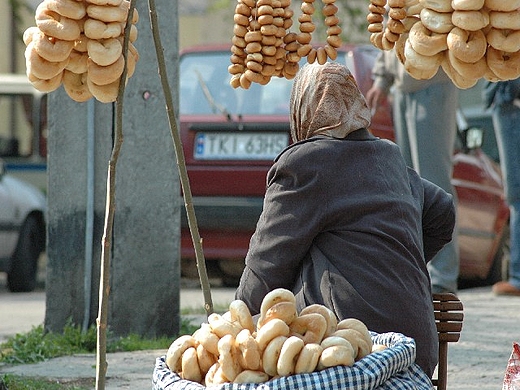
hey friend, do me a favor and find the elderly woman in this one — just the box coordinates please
[235,62,455,378]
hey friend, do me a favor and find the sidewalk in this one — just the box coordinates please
[1,286,519,389]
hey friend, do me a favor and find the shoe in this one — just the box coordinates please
[492,281,520,296]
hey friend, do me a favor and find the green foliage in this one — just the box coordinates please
[0,374,92,390]
[0,317,199,365]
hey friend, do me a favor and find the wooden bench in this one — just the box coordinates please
[431,293,464,390]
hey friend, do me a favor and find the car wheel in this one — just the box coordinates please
[486,224,510,285]
[7,215,45,293]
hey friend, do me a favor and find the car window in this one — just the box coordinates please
[179,49,356,118]
[180,51,294,117]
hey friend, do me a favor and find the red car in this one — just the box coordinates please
[179,44,510,286]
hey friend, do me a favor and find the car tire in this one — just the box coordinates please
[7,215,45,293]
[486,224,510,285]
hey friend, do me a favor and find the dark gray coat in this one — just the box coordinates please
[235,131,456,377]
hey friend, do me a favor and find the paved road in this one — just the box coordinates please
[1,276,519,389]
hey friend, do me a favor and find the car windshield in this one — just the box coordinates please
[180,51,295,117]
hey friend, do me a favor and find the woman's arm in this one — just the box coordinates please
[420,176,456,262]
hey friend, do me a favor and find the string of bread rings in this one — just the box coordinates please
[24,0,140,103]
[367,0,520,88]
[228,0,343,89]
[165,288,385,385]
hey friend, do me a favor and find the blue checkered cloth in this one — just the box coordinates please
[152,332,433,390]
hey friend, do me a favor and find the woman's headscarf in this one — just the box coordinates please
[289,62,372,142]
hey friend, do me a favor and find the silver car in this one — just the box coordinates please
[0,159,46,292]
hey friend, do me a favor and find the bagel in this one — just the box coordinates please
[262,335,287,376]
[217,334,242,382]
[87,76,120,103]
[87,55,124,85]
[294,343,323,374]
[451,0,484,10]
[229,300,255,333]
[86,1,129,23]
[235,329,262,371]
[318,345,355,369]
[299,304,337,338]
[452,10,490,31]
[441,55,479,89]
[32,31,74,62]
[126,42,139,79]
[418,0,453,12]
[404,59,440,80]
[22,26,40,45]
[211,364,229,385]
[259,288,296,322]
[420,8,454,33]
[403,38,442,76]
[45,0,86,20]
[233,370,269,384]
[87,38,122,66]
[394,32,408,65]
[372,344,389,353]
[35,3,81,41]
[25,42,69,80]
[259,301,298,328]
[192,323,219,357]
[277,336,305,376]
[486,28,520,53]
[196,343,217,375]
[180,346,202,383]
[85,0,123,5]
[256,318,290,351]
[165,335,197,373]
[489,10,520,30]
[204,362,220,386]
[66,50,88,73]
[62,70,93,102]
[27,71,63,93]
[333,329,372,361]
[447,27,487,63]
[73,34,89,53]
[207,312,241,338]
[486,47,520,81]
[336,318,373,349]
[320,335,353,349]
[447,53,485,82]
[408,21,448,55]
[289,313,327,344]
[484,0,520,12]
[84,18,123,40]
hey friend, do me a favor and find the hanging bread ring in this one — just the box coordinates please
[368,0,406,50]
[299,0,342,62]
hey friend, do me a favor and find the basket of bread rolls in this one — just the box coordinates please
[367,0,520,88]
[153,288,432,390]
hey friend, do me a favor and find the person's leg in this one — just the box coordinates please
[491,102,520,294]
[407,82,460,293]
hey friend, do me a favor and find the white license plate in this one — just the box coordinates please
[194,132,289,160]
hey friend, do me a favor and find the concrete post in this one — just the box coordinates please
[45,1,181,338]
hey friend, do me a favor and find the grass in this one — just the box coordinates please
[0,317,201,389]
[0,375,93,390]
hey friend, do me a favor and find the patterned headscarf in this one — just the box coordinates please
[289,62,372,142]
